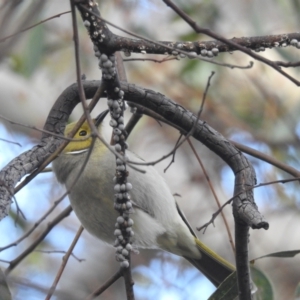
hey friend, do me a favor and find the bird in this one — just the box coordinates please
[52,110,235,287]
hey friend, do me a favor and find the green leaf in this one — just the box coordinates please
[251,250,300,263]
[208,271,238,300]
[251,266,273,300]
[208,267,273,300]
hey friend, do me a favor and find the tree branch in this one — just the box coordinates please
[0,80,268,228]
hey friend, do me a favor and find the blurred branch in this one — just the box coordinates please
[0,114,92,141]
[5,205,73,275]
[187,137,236,254]
[274,60,300,68]
[123,256,135,300]
[123,56,178,63]
[77,3,253,69]
[0,138,21,147]
[34,250,85,262]
[124,57,254,69]
[0,78,268,235]
[232,141,300,178]
[0,1,46,61]
[85,270,122,300]
[0,81,105,221]
[77,1,300,81]
[75,2,136,299]
[0,1,287,298]
[187,71,236,259]
[39,7,107,297]
[164,134,183,172]
[70,0,99,137]
[161,1,264,298]
[0,188,74,252]
[0,11,70,43]
[126,72,215,169]
[9,275,81,299]
[45,226,84,300]
[162,0,300,86]
[198,175,300,233]
[84,260,134,300]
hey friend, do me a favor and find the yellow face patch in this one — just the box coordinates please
[63,121,94,153]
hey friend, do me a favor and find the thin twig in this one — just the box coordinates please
[70,0,96,131]
[45,226,84,300]
[13,197,27,224]
[43,135,98,295]
[5,206,73,275]
[197,176,300,232]
[0,11,70,43]
[0,196,65,252]
[123,57,177,63]
[124,72,215,168]
[125,56,253,69]
[34,249,85,262]
[85,270,123,300]
[232,140,300,178]
[198,71,214,116]
[5,136,98,270]
[187,137,235,254]
[274,60,300,68]
[162,0,300,86]
[123,256,135,300]
[0,113,94,141]
[0,137,21,147]
[163,134,183,173]
[13,83,106,196]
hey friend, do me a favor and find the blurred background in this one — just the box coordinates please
[1,0,300,299]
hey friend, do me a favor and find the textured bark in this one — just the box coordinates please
[0,80,268,231]
[0,81,100,220]
[76,2,300,56]
[0,1,279,298]
[235,223,252,299]
[121,82,268,229]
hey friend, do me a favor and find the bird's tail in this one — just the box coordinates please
[184,238,235,287]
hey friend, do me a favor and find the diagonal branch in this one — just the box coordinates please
[162,0,300,86]
[75,0,300,85]
[0,80,269,228]
[0,79,269,298]
[161,1,271,298]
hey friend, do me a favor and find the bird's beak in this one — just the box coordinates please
[95,109,109,127]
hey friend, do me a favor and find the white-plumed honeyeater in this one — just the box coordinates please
[52,110,235,287]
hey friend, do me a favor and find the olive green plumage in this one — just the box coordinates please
[53,112,235,287]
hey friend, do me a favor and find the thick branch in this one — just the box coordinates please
[120,82,268,229]
[0,81,101,220]
[0,80,268,231]
[235,223,252,298]
[75,0,300,79]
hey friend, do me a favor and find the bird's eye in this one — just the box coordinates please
[79,130,87,136]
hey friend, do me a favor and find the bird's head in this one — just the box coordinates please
[63,110,109,154]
